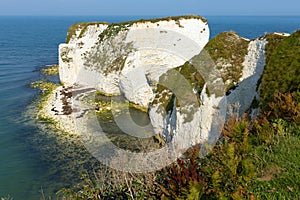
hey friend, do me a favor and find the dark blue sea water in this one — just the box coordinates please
[0,16,299,199]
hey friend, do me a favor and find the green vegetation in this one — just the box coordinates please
[66,15,207,44]
[57,171,161,200]
[78,22,109,39]
[155,30,300,199]
[262,33,286,64]
[25,23,300,199]
[176,61,206,96]
[30,80,59,120]
[260,30,300,107]
[152,84,173,114]
[93,93,161,152]
[30,80,58,97]
[250,96,260,109]
[250,131,300,199]
[41,64,59,75]
[71,15,207,76]
[66,22,109,43]
[102,54,129,75]
[204,31,250,91]
[95,90,116,97]
[126,15,207,24]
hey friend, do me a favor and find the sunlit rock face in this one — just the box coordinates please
[58,16,267,154]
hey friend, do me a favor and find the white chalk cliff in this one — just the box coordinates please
[59,16,209,107]
[57,16,267,154]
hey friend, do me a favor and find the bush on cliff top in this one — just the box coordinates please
[260,30,300,107]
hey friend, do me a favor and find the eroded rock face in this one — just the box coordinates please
[59,16,209,107]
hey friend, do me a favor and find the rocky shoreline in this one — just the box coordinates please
[38,84,97,135]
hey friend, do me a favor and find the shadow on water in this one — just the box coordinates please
[94,94,161,153]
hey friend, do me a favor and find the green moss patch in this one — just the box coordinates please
[41,64,59,75]
[30,81,59,97]
[30,81,59,121]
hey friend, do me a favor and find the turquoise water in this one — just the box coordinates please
[0,16,299,199]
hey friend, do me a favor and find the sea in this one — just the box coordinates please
[0,16,299,199]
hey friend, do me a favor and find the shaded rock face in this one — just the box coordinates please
[226,39,267,117]
[58,16,268,154]
[148,32,267,152]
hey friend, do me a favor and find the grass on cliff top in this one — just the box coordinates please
[117,14,207,25]
[66,15,207,43]
[262,33,287,64]
[260,30,300,107]
[97,15,207,43]
[204,31,250,92]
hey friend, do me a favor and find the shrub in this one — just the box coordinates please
[260,30,300,107]
[159,146,205,199]
[266,92,300,124]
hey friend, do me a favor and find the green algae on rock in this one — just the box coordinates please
[41,64,59,75]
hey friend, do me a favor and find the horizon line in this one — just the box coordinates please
[0,14,300,17]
